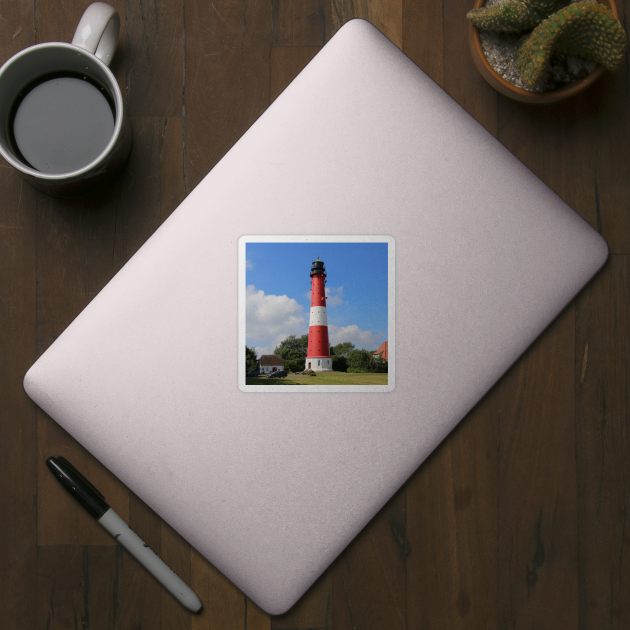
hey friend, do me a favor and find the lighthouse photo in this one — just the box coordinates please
[239,235,394,392]
[305,257,333,372]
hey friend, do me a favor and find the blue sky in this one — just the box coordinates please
[245,242,388,357]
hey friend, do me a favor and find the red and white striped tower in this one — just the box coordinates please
[305,257,332,372]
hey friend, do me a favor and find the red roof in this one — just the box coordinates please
[373,342,388,361]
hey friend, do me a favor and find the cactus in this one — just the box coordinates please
[516,1,627,85]
[467,0,568,33]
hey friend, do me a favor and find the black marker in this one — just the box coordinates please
[46,456,202,612]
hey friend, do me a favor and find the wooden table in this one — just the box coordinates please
[1,1,628,628]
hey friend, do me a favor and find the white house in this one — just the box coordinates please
[259,354,284,374]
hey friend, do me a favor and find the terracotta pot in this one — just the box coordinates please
[468,0,619,103]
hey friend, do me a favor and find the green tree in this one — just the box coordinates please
[332,341,355,357]
[346,349,373,372]
[278,348,306,373]
[285,355,307,373]
[372,356,388,373]
[274,334,309,356]
[245,346,258,372]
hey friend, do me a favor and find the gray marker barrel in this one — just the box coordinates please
[98,508,202,612]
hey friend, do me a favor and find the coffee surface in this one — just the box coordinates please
[12,74,115,174]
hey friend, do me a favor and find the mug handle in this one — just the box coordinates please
[71,2,120,67]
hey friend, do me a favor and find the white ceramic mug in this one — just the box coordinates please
[0,2,131,197]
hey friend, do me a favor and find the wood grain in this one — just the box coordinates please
[184,0,271,191]
[271,0,332,46]
[576,256,630,629]
[0,153,38,630]
[125,0,184,117]
[407,392,499,629]
[36,545,119,630]
[443,0,498,131]
[331,486,408,630]
[497,304,579,629]
[0,4,38,629]
[403,0,444,88]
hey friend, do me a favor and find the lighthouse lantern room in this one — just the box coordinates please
[305,257,333,372]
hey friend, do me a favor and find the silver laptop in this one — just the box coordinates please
[24,19,607,614]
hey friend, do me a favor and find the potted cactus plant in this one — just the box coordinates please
[467,0,627,103]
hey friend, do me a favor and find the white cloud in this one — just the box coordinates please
[328,324,383,352]
[246,259,254,270]
[246,285,307,357]
[325,286,344,307]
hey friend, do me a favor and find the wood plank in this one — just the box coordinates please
[407,392,499,629]
[0,0,36,55]
[126,0,183,117]
[36,545,119,630]
[330,485,407,630]
[443,0,497,131]
[402,0,444,88]
[575,256,630,629]
[0,5,38,629]
[331,0,402,48]
[0,128,38,630]
[271,0,332,46]
[583,71,630,254]
[184,0,272,192]
[497,304,578,628]
[33,187,121,355]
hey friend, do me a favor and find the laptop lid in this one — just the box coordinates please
[23,19,607,614]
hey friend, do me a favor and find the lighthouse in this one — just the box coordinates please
[305,257,333,372]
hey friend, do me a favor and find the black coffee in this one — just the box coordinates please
[10,73,115,174]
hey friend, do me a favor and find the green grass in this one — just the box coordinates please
[246,371,388,386]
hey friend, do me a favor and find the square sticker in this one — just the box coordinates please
[238,236,394,392]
